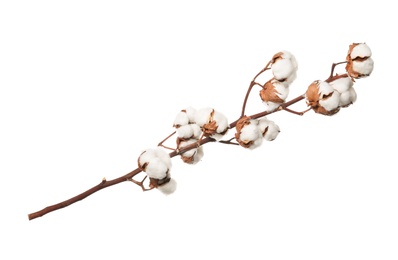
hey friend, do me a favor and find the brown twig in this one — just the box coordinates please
[28,168,142,220]
[326,61,347,82]
[240,61,271,118]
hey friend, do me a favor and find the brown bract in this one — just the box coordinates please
[259,79,284,103]
[202,109,218,136]
[149,176,170,189]
[271,51,284,63]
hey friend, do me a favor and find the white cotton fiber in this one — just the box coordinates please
[177,124,194,139]
[158,178,177,195]
[194,107,213,126]
[330,76,354,93]
[350,43,372,59]
[173,111,189,127]
[154,147,172,169]
[319,91,340,112]
[352,58,374,76]
[145,158,168,179]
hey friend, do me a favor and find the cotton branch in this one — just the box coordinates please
[28,42,374,221]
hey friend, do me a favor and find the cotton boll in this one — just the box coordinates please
[258,118,280,141]
[240,123,261,143]
[271,51,298,83]
[158,178,177,195]
[173,111,189,127]
[145,158,168,179]
[240,123,263,149]
[260,79,289,112]
[305,80,340,116]
[350,43,372,59]
[352,58,374,76]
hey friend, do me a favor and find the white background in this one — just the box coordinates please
[1,1,397,259]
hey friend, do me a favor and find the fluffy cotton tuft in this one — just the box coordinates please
[158,178,177,195]
[176,124,194,139]
[352,58,374,76]
[350,43,372,59]
[144,158,169,179]
[213,111,228,134]
[319,91,340,112]
[240,123,261,142]
[271,51,298,84]
[194,107,214,127]
[329,76,356,108]
[329,76,353,93]
[173,111,189,127]
[338,87,357,107]
[258,118,280,141]
[184,106,197,123]
[154,148,172,169]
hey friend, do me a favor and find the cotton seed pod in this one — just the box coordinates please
[271,51,298,84]
[194,108,228,140]
[345,43,374,78]
[177,138,204,164]
[138,148,172,179]
[259,79,289,112]
[329,75,356,107]
[257,118,280,141]
[235,116,263,149]
[305,80,341,116]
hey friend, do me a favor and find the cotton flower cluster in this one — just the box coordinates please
[305,43,372,116]
[235,116,280,149]
[173,107,204,164]
[345,43,374,79]
[260,51,298,112]
[137,147,176,194]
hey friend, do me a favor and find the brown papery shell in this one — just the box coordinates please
[259,80,284,103]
